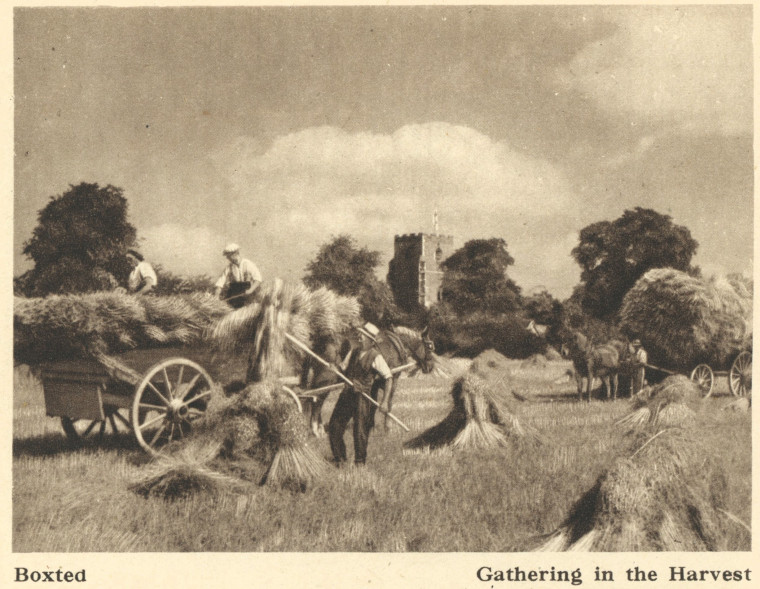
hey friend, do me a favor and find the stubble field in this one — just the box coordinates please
[12,358,751,552]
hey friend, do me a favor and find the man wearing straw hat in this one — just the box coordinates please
[214,243,262,308]
[631,339,648,395]
[328,322,393,467]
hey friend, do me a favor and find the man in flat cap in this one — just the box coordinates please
[328,322,393,467]
[126,249,157,295]
[214,243,262,308]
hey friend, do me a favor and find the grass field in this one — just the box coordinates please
[13,358,751,552]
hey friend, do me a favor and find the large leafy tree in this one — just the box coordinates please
[304,234,400,326]
[440,238,522,314]
[20,183,137,296]
[572,207,698,319]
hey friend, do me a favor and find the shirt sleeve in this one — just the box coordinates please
[141,262,158,286]
[372,353,393,380]
[214,266,229,289]
[242,259,262,283]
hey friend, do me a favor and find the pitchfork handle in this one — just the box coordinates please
[284,333,411,432]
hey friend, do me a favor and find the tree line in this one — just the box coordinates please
[16,182,701,358]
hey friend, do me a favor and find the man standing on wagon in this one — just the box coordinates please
[214,243,262,308]
[328,322,393,467]
[126,249,158,295]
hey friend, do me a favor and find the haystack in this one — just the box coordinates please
[209,280,361,381]
[404,350,534,450]
[132,281,359,496]
[535,425,731,551]
[619,269,752,372]
[130,380,327,497]
[615,375,704,430]
[14,292,230,365]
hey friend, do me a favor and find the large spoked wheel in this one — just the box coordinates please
[729,351,752,397]
[61,406,131,443]
[131,358,214,454]
[690,364,714,398]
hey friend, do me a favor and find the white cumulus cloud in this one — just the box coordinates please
[556,6,751,136]
[140,223,226,279]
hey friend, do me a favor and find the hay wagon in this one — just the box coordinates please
[40,346,304,454]
[647,349,752,398]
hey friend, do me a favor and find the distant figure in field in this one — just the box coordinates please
[631,339,648,395]
[214,243,262,308]
[126,249,157,295]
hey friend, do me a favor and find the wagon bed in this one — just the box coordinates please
[41,346,249,454]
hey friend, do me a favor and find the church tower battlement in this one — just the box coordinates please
[388,232,454,311]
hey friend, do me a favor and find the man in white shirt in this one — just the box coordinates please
[126,249,157,295]
[214,243,262,308]
[328,322,393,466]
[631,339,648,395]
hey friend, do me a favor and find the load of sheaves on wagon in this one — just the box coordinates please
[619,268,752,374]
[13,281,368,490]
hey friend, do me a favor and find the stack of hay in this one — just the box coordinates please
[209,280,361,381]
[619,269,752,373]
[537,374,735,551]
[132,280,361,496]
[615,375,704,430]
[131,380,326,498]
[404,349,534,450]
[14,291,230,365]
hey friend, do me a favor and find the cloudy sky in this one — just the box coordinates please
[14,5,753,299]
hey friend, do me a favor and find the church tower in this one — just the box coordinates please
[388,231,454,311]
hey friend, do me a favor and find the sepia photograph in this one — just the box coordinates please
[8,2,754,585]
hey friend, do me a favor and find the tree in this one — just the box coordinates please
[20,183,137,296]
[440,238,522,314]
[304,235,400,325]
[572,207,698,319]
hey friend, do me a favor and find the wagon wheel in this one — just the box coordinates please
[690,364,714,398]
[729,351,752,397]
[131,358,214,454]
[61,406,132,443]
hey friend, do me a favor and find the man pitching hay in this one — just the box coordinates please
[328,322,393,466]
[215,243,262,308]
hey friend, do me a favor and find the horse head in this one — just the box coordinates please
[394,325,435,374]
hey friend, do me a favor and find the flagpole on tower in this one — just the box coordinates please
[433,209,439,235]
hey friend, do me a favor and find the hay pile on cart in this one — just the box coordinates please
[619,269,752,396]
[13,283,360,469]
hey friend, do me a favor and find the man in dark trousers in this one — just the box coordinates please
[328,322,393,467]
[631,339,648,395]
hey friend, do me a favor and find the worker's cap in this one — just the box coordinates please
[126,249,144,261]
[356,322,380,341]
[632,339,642,346]
[222,243,240,255]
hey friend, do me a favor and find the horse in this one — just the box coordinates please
[299,325,436,435]
[561,331,620,402]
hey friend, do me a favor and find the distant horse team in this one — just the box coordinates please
[561,331,632,402]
